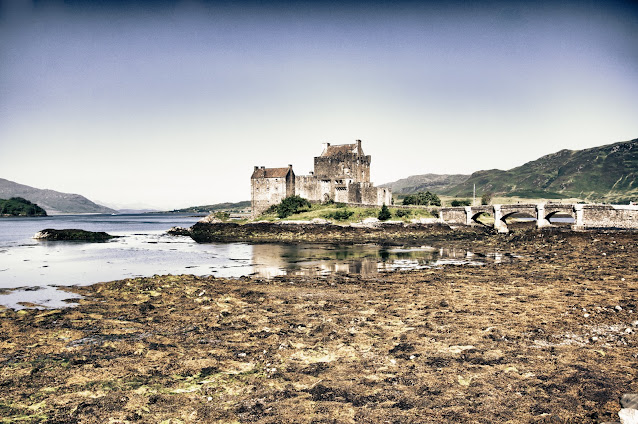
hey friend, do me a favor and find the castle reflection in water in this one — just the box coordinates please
[249,244,505,279]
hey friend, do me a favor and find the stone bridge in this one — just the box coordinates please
[439,203,638,232]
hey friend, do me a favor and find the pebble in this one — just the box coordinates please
[621,394,638,410]
[618,408,638,424]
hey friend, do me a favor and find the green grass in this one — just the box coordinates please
[258,203,437,223]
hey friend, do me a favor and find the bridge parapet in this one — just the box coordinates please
[439,203,638,231]
[573,204,638,230]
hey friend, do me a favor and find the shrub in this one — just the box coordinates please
[451,199,471,207]
[324,209,354,221]
[378,204,391,221]
[481,192,493,205]
[402,191,441,206]
[275,195,311,218]
[213,211,230,221]
[395,209,411,218]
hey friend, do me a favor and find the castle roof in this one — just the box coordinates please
[320,140,364,157]
[251,166,293,179]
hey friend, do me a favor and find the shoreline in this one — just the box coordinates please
[186,220,638,246]
[0,229,636,422]
[187,221,497,245]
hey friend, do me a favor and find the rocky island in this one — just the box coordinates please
[33,228,116,242]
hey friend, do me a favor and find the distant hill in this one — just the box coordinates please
[381,174,470,194]
[169,201,251,214]
[0,178,116,214]
[441,138,638,203]
[0,197,47,217]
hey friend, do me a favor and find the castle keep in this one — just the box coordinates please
[251,140,392,216]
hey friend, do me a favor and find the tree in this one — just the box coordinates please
[451,199,471,207]
[402,191,441,206]
[378,204,391,221]
[276,195,311,218]
[481,192,493,206]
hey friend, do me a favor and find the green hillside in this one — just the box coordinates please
[0,197,47,217]
[441,138,638,203]
[169,201,251,214]
[380,173,469,194]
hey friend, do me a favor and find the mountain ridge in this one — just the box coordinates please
[383,138,638,203]
[0,178,116,214]
[442,138,638,202]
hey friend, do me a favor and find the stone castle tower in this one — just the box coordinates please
[251,140,391,216]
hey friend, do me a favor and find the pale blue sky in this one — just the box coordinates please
[1,0,637,209]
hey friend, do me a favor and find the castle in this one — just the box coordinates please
[251,140,392,216]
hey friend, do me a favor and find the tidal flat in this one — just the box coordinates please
[0,229,636,423]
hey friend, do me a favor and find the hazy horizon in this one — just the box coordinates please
[1,0,637,210]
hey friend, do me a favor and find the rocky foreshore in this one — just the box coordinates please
[187,221,496,245]
[0,229,637,422]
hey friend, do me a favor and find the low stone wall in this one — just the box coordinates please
[577,205,638,229]
[440,208,468,225]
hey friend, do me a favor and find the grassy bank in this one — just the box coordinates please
[257,203,438,224]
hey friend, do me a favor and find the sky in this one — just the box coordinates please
[1,0,637,210]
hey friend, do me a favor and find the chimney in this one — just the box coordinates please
[322,142,330,154]
[261,166,265,169]
[254,166,258,171]
[288,164,293,169]
[356,139,362,153]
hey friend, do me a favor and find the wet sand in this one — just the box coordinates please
[0,228,637,423]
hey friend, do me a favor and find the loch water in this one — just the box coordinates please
[0,214,500,309]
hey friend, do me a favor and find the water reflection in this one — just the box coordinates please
[250,244,498,278]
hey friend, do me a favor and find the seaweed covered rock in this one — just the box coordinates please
[167,226,191,236]
[33,228,115,241]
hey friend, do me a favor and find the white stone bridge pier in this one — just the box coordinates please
[439,203,638,232]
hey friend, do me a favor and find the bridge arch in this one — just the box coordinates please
[501,211,535,222]
[470,211,491,226]
[545,210,575,224]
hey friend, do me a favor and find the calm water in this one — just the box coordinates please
[0,214,497,309]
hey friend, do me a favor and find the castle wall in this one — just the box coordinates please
[314,154,371,183]
[251,177,286,216]
[251,170,295,216]
[347,183,363,204]
[319,179,333,203]
[295,175,321,202]
[334,186,349,203]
